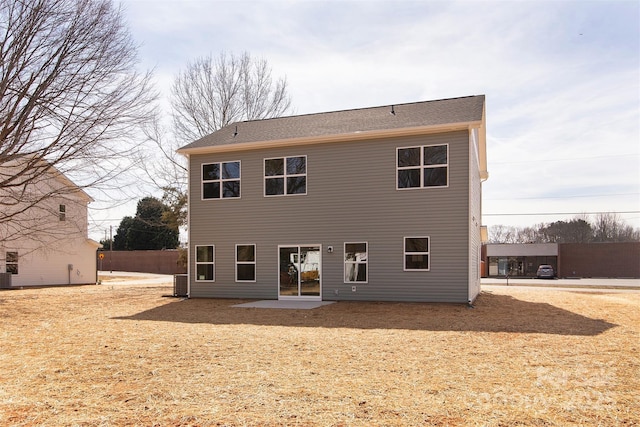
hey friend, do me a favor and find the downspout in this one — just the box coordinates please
[184,153,191,298]
[96,248,99,284]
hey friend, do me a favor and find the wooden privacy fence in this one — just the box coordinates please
[98,250,186,275]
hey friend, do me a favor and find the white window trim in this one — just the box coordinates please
[201,161,241,200]
[263,155,307,197]
[396,144,449,190]
[195,245,215,282]
[403,236,430,271]
[344,241,368,284]
[235,243,257,282]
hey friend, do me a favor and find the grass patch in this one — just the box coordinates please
[0,283,637,426]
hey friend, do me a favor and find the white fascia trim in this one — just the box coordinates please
[474,103,488,181]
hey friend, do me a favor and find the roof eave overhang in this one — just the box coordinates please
[177,121,484,156]
[7,156,95,203]
[88,239,102,248]
[53,169,94,203]
[477,103,489,181]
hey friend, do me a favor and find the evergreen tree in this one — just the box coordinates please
[113,198,179,250]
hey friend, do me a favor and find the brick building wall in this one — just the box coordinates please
[558,242,640,278]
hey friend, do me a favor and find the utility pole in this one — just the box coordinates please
[110,225,113,273]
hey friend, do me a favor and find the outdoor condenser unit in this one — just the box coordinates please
[0,272,12,289]
[173,274,188,297]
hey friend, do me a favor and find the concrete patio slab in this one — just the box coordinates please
[233,300,336,310]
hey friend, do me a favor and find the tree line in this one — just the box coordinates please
[488,213,640,244]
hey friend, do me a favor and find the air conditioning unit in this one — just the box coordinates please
[0,273,12,289]
[173,274,188,297]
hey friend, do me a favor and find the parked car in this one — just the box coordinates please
[536,264,555,279]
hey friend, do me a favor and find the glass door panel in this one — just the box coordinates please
[279,247,299,296]
[300,246,320,297]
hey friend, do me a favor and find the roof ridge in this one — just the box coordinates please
[180,94,486,152]
[233,94,485,126]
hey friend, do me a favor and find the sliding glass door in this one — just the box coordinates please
[279,245,321,299]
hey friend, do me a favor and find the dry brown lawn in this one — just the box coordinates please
[0,278,638,426]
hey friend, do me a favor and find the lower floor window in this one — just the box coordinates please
[196,245,215,281]
[236,244,256,281]
[404,237,430,270]
[6,251,18,274]
[344,242,368,283]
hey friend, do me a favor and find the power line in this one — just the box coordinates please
[490,153,640,165]
[486,192,639,201]
[484,211,640,217]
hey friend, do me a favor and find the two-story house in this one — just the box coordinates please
[177,95,487,303]
[0,157,101,287]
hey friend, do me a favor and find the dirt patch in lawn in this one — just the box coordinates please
[0,284,637,426]
[98,275,146,283]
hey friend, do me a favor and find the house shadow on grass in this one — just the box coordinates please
[113,292,617,336]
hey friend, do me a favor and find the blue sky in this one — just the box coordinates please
[93,0,640,238]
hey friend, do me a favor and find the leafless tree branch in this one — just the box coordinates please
[170,51,292,145]
[0,0,157,244]
[140,51,292,228]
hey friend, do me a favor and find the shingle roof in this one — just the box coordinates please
[178,95,485,153]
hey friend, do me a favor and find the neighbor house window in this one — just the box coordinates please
[195,245,215,281]
[404,237,430,271]
[344,242,368,283]
[202,161,240,199]
[6,252,18,275]
[59,204,66,221]
[264,156,306,196]
[397,144,448,189]
[236,244,256,282]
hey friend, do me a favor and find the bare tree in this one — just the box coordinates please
[516,226,540,244]
[171,51,291,144]
[0,0,156,243]
[488,225,518,244]
[592,212,640,242]
[142,51,292,228]
[138,111,189,231]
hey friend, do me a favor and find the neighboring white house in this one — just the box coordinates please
[0,158,100,287]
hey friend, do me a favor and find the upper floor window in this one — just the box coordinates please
[397,144,448,189]
[404,237,430,271]
[6,251,18,275]
[202,161,240,199]
[59,204,66,221]
[264,156,306,196]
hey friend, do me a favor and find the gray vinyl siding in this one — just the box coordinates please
[188,130,471,302]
